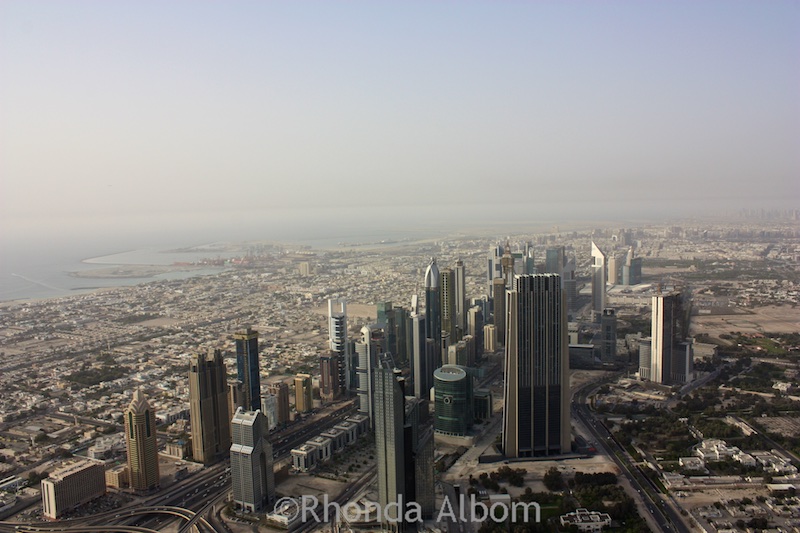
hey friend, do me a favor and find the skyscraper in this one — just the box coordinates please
[545,247,565,276]
[409,310,431,400]
[294,373,313,413]
[487,243,504,299]
[230,408,275,513]
[600,309,617,363]
[651,292,688,384]
[266,382,290,426]
[590,242,607,320]
[503,274,570,458]
[355,324,386,422]
[374,359,406,529]
[467,305,485,360]
[189,349,231,465]
[424,258,442,369]
[234,327,261,411]
[439,268,457,344]
[328,299,351,392]
[501,241,515,289]
[377,301,398,357]
[319,352,340,401]
[124,390,160,491]
[607,254,619,285]
[454,259,467,340]
[492,277,506,346]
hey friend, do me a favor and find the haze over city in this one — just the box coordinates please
[1,1,798,245]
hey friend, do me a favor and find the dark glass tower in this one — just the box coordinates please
[502,274,570,457]
[424,258,442,369]
[235,327,261,411]
[189,349,231,465]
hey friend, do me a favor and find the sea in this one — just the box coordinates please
[0,203,644,303]
[0,205,502,302]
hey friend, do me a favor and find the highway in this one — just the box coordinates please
[572,380,691,533]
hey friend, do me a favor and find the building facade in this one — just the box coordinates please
[230,408,275,513]
[124,389,160,491]
[503,274,570,457]
[41,459,106,519]
[189,349,231,465]
[433,365,473,437]
[234,327,261,411]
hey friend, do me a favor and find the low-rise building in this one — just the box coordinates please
[559,508,612,532]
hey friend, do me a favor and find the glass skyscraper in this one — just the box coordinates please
[235,327,261,411]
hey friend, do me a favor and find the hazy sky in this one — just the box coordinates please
[1,1,798,240]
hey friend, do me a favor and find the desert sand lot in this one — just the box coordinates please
[691,305,800,337]
[313,303,380,321]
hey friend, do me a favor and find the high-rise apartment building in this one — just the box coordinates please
[294,373,313,414]
[638,339,652,381]
[234,327,261,411]
[545,247,565,276]
[328,299,351,392]
[124,390,160,491]
[377,301,398,358]
[230,408,275,513]
[467,305,484,360]
[503,274,570,457]
[189,349,231,465]
[261,393,278,431]
[409,311,431,400]
[591,242,607,320]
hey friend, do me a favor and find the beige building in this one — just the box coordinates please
[125,389,160,491]
[42,459,106,519]
[105,464,129,489]
[294,374,313,414]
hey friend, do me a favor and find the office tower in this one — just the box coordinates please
[410,311,431,400]
[266,382,290,426]
[651,292,688,384]
[501,241,515,289]
[638,339,652,380]
[294,373,313,413]
[424,258,442,369]
[545,247,565,276]
[189,349,231,465]
[591,242,607,320]
[394,306,409,365]
[374,360,406,528]
[629,257,643,285]
[467,306,485,360]
[492,277,506,346]
[319,352,340,401]
[261,393,278,431]
[230,408,275,513]
[600,309,617,363]
[434,365,473,436]
[563,254,577,314]
[377,301,398,358]
[355,324,386,422]
[672,341,694,384]
[228,380,247,429]
[328,299,351,392]
[235,327,261,411]
[487,243,504,299]
[607,255,619,285]
[454,259,467,339]
[503,274,570,457]
[440,268,457,343]
[41,459,106,519]
[403,396,435,520]
[124,390,160,491]
[483,324,496,353]
[519,242,536,275]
